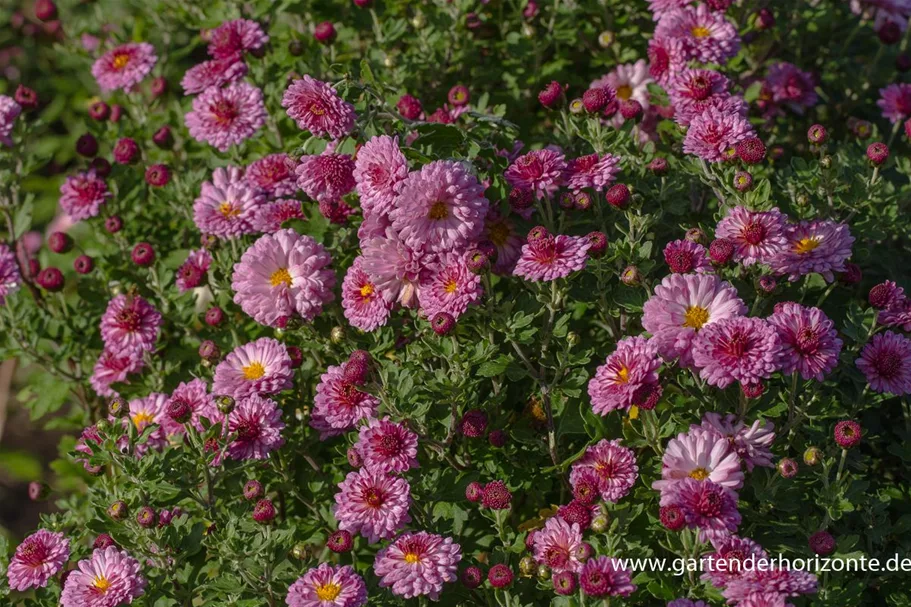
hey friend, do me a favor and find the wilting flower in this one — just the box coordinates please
[698,413,775,471]
[659,478,741,536]
[246,153,299,199]
[683,106,755,163]
[770,220,854,282]
[334,468,412,543]
[532,516,585,573]
[373,532,461,599]
[312,364,380,437]
[91,42,157,92]
[176,249,212,293]
[564,154,621,192]
[6,529,70,591]
[185,82,268,152]
[354,135,409,217]
[0,243,21,303]
[227,394,285,460]
[59,171,111,221]
[513,234,590,282]
[419,257,483,319]
[569,439,639,502]
[715,206,788,267]
[100,295,162,354]
[286,563,368,607]
[355,417,419,474]
[207,19,269,59]
[768,302,843,380]
[60,547,146,607]
[856,331,911,395]
[692,316,781,388]
[652,428,744,495]
[588,336,662,415]
[212,337,294,399]
[504,149,567,199]
[578,556,636,598]
[193,167,266,238]
[655,5,740,64]
[341,256,393,332]
[282,75,356,139]
[483,212,524,274]
[180,57,247,94]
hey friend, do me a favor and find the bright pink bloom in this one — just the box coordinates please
[312,364,379,437]
[180,57,247,94]
[185,82,267,152]
[652,428,743,495]
[373,532,461,599]
[246,154,298,199]
[683,106,755,162]
[419,256,482,319]
[91,42,157,92]
[698,413,775,472]
[7,529,70,591]
[655,5,740,64]
[513,235,590,282]
[768,302,843,380]
[588,336,662,415]
[355,417,419,474]
[282,75,356,139]
[296,153,356,203]
[286,563,367,607]
[212,337,294,399]
[99,295,162,354]
[504,149,567,199]
[59,171,111,221]
[227,393,285,460]
[176,249,212,293]
[564,153,621,192]
[692,316,781,389]
[659,478,741,536]
[341,256,393,332]
[354,135,409,217]
[207,19,268,59]
[715,206,788,267]
[569,439,639,502]
[770,220,854,282]
[532,516,585,573]
[60,547,146,607]
[334,468,411,543]
[578,556,636,598]
[193,167,266,238]
[856,331,911,395]
[90,349,144,397]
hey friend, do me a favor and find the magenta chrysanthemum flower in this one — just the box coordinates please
[856,331,911,395]
[207,19,269,59]
[655,5,740,64]
[212,337,294,399]
[0,95,21,146]
[373,532,461,600]
[312,364,379,436]
[652,428,743,495]
[0,242,21,303]
[646,0,693,19]
[770,220,854,282]
[194,167,266,238]
[90,348,144,397]
[504,149,567,199]
[736,593,797,607]
[768,302,843,380]
[701,535,768,588]
[722,567,817,603]
[588,336,662,415]
[484,211,524,274]
[569,439,639,502]
[296,153,356,203]
[692,316,781,388]
[390,161,489,253]
[659,478,741,535]
[532,516,585,573]
[168,378,219,432]
[355,417,419,474]
[176,249,212,293]
[360,233,433,308]
[765,62,818,115]
[591,59,652,111]
[227,394,285,460]
[91,42,157,92]
[231,228,336,327]
[698,413,775,472]
[578,556,636,598]
[668,600,709,607]
[715,206,788,267]
[341,256,393,332]
[59,171,111,221]
[60,547,146,607]
[669,69,745,127]
[879,82,911,123]
[663,239,712,274]
[683,106,755,163]
[564,153,621,192]
[647,36,687,86]
[334,468,411,543]
[282,75,356,139]
[354,135,409,217]
[513,235,590,282]
[7,529,70,591]
[286,564,368,607]
[186,82,267,152]
[100,295,162,354]
[180,57,247,94]
[246,154,298,199]
[253,199,305,233]
[419,257,482,319]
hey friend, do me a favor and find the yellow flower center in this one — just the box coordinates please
[315,582,342,601]
[691,25,711,38]
[360,283,375,298]
[112,53,130,69]
[683,305,710,330]
[689,467,710,481]
[131,412,154,430]
[219,201,241,218]
[93,575,111,593]
[444,279,459,294]
[242,362,265,380]
[404,552,421,564]
[269,268,292,288]
[488,222,510,246]
[428,201,449,220]
[616,365,630,384]
[616,85,633,101]
[309,103,326,116]
[795,237,821,254]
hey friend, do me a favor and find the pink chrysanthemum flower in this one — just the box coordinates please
[647,36,687,86]
[722,567,817,604]
[246,154,298,199]
[354,135,409,217]
[683,106,755,163]
[579,556,637,598]
[176,249,212,293]
[663,239,712,274]
[659,478,741,535]
[180,57,247,94]
[880,295,911,331]
[194,167,266,239]
[770,220,854,282]
[59,171,111,221]
[231,228,336,327]
[513,235,590,282]
[186,82,267,152]
[90,349,144,397]
[212,337,294,399]
[390,161,489,253]
[168,378,219,432]
[419,257,483,319]
[334,468,411,543]
[124,393,169,457]
[646,0,693,19]
[312,364,379,436]
[360,233,434,308]
[736,593,797,607]
[656,5,740,64]
[668,600,710,607]
[588,336,662,415]
[100,295,162,354]
[0,243,21,303]
[355,417,419,474]
[207,19,269,59]
[373,532,461,600]
[652,428,743,495]
[715,206,788,267]
[669,69,746,127]
[768,302,843,380]
[253,199,305,233]
[532,516,585,573]
[286,564,368,607]
[282,75,356,139]
[504,149,567,199]
[296,153,356,203]
[765,62,818,115]
[91,42,157,92]
[7,529,70,591]
[342,256,393,332]
[569,439,639,502]
[483,211,524,274]
[591,59,652,111]
[856,331,911,395]
[692,316,781,388]
[0,95,21,146]
[698,413,775,472]
[701,535,768,588]
[60,547,146,607]
[564,154,621,192]
[227,393,285,460]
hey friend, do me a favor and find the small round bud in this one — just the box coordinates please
[198,340,220,361]
[131,242,155,267]
[37,267,64,292]
[488,564,514,589]
[431,312,456,335]
[755,8,775,30]
[839,263,862,285]
[28,481,49,501]
[538,81,564,108]
[330,326,346,343]
[205,306,225,327]
[90,157,112,178]
[150,77,168,98]
[136,506,156,528]
[648,157,668,174]
[291,542,310,560]
[709,238,735,265]
[519,556,537,577]
[145,164,170,187]
[448,85,470,107]
[488,429,507,448]
[733,171,753,192]
[113,138,139,165]
[48,231,73,254]
[803,446,822,466]
[93,534,116,550]
[287,346,304,369]
[659,505,685,531]
[108,396,128,418]
[736,137,766,165]
[461,566,483,589]
[314,21,337,44]
[108,500,129,521]
[243,479,264,501]
[465,481,484,503]
[620,265,640,286]
[834,420,862,449]
[327,529,353,553]
[152,126,173,148]
[552,570,576,595]
[167,398,192,424]
[598,31,614,47]
[288,40,304,56]
[777,457,799,478]
[73,255,94,275]
[569,98,585,114]
[88,101,110,121]
[216,395,235,415]
[460,409,488,437]
[582,87,613,113]
[34,0,57,22]
[741,381,765,399]
[807,124,827,144]
[606,183,630,209]
[619,99,643,120]
[252,498,276,524]
[809,531,836,556]
[396,94,423,120]
[867,142,889,165]
[104,215,123,234]
[537,564,552,581]
[75,133,98,157]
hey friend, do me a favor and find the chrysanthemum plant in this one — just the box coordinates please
[2,1,911,606]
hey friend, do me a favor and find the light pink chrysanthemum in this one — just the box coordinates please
[591,59,652,110]
[186,82,267,152]
[652,428,743,495]
[0,95,21,146]
[91,42,157,92]
[59,171,111,221]
[659,478,741,535]
[7,529,70,591]
[765,62,818,115]
[125,393,169,457]
[701,535,768,588]
[390,161,489,253]
[564,154,621,192]
[90,348,144,397]
[334,468,411,543]
[168,378,220,433]
[588,336,662,415]
[212,337,294,399]
[360,232,435,308]
[579,556,637,598]
[286,564,368,607]
[698,413,775,472]
[176,249,213,293]
[0,243,21,303]
[569,439,639,502]
[768,302,843,380]
[373,532,461,600]
[296,153,356,203]
[770,220,854,282]
[354,135,409,217]
[513,235,590,282]
[683,106,755,163]
[504,149,567,199]
[715,206,788,267]
[856,331,911,395]
[355,417,419,474]
[341,256,393,332]
[419,257,482,319]
[60,547,146,607]
[180,57,247,95]
[246,154,298,199]
[532,516,585,573]
[227,393,285,460]
[282,75,356,139]
[663,239,713,274]
[655,5,740,64]
[312,364,380,435]
[483,212,524,275]
[647,36,687,86]
[193,167,266,239]
[722,567,817,604]
[692,316,781,388]
[207,19,269,59]
[231,228,336,327]
[100,295,162,354]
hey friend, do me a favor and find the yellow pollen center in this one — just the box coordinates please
[444,279,458,294]
[683,305,710,330]
[691,25,711,38]
[242,362,265,380]
[689,467,710,481]
[219,202,241,218]
[616,365,630,384]
[428,201,449,220]
[132,412,155,430]
[112,54,130,69]
[795,237,821,254]
[360,283,375,298]
[269,268,292,288]
[404,552,421,564]
[309,103,326,116]
[617,85,633,101]
[93,575,111,593]
[315,582,342,601]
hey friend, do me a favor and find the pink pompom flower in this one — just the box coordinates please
[655,5,740,64]
[588,336,662,415]
[532,516,585,573]
[419,256,483,319]
[186,82,267,152]
[513,234,590,282]
[227,394,285,460]
[341,256,393,332]
[296,153,356,203]
[856,331,911,395]
[715,206,788,267]
[683,106,755,163]
[180,57,247,94]
[373,532,461,600]
[311,364,379,437]
[334,468,412,543]
[697,413,775,472]
[212,337,294,399]
[193,167,266,239]
[60,547,146,607]
[286,563,368,607]
[59,171,111,221]
[100,294,162,354]
[207,19,269,59]
[355,417,419,474]
[768,302,843,380]
[246,154,299,199]
[282,75,356,139]
[569,439,639,502]
[769,220,854,283]
[504,149,567,199]
[6,529,70,591]
[354,135,409,217]
[176,249,212,293]
[91,42,157,92]
[692,316,782,389]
